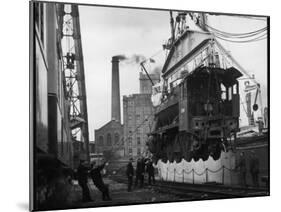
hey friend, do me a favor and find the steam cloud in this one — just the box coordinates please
[114,54,162,76]
[114,54,146,64]
[114,54,127,61]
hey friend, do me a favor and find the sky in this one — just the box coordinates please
[78,5,268,141]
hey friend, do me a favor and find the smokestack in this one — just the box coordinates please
[111,56,121,122]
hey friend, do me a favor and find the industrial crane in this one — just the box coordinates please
[167,11,266,127]
[57,4,90,163]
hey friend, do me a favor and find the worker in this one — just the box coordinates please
[77,160,92,202]
[146,159,155,185]
[90,161,111,201]
[236,152,247,187]
[135,158,145,188]
[140,157,146,187]
[126,158,134,192]
[250,150,260,187]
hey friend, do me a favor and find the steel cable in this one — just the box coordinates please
[205,24,267,37]
[214,33,267,43]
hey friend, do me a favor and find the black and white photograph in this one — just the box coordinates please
[30,0,269,211]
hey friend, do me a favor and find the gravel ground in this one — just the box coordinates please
[68,178,179,208]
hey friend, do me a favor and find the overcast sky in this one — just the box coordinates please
[78,5,267,140]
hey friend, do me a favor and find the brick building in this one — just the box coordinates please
[122,72,160,158]
[94,120,124,158]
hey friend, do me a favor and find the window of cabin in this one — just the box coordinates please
[228,87,232,100]
[221,84,226,100]
[233,84,237,95]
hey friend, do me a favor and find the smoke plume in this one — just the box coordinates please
[114,54,127,61]
[114,54,147,65]
[114,54,162,76]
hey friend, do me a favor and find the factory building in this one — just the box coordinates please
[123,72,160,158]
[94,56,125,158]
[94,120,124,158]
[94,55,160,159]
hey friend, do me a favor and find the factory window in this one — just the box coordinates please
[107,133,112,146]
[136,114,141,122]
[129,148,132,154]
[99,136,103,146]
[137,148,141,155]
[114,133,119,145]
[128,137,132,146]
[137,137,141,145]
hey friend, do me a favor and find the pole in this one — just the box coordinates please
[206,168,209,183]
[170,11,175,43]
[222,166,225,185]
[192,169,195,184]
[140,62,155,86]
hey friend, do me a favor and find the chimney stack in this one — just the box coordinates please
[111,56,121,122]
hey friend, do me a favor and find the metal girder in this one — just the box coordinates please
[58,4,90,162]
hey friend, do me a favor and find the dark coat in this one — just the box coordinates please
[136,160,145,175]
[146,161,154,175]
[77,163,89,184]
[90,163,106,187]
[126,162,134,177]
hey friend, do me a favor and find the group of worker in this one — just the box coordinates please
[76,160,111,202]
[126,157,155,192]
[76,157,155,202]
[236,150,260,187]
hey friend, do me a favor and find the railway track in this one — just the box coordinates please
[109,175,269,200]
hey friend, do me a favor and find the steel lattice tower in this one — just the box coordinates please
[57,4,90,163]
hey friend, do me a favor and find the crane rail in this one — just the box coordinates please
[109,175,268,200]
